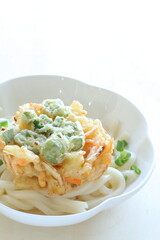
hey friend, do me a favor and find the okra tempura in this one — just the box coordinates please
[0,99,113,195]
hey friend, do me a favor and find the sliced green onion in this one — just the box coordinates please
[33,119,43,129]
[115,150,131,166]
[116,140,128,151]
[0,159,3,166]
[124,175,128,181]
[130,164,141,175]
[112,149,116,156]
[0,118,9,129]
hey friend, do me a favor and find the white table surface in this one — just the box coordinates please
[0,1,160,239]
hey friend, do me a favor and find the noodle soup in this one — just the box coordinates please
[0,99,140,215]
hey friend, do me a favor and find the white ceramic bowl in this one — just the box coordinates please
[0,75,155,226]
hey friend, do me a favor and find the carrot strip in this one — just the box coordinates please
[0,141,5,149]
[29,103,44,110]
[86,140,104,160]
[85,126,98,138]
[64,177,81,185]
[13,158,28,166]
[84,139,94,147]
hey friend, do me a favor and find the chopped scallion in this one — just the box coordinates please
[0,118,9,129]
[130,164,141,175]
[33,119,43,129]
[115,150,131,166]
[116,140,128,151]
[0,159,3,166]
[124,175,128,181]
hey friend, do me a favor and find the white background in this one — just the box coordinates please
[0,0,160,239]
